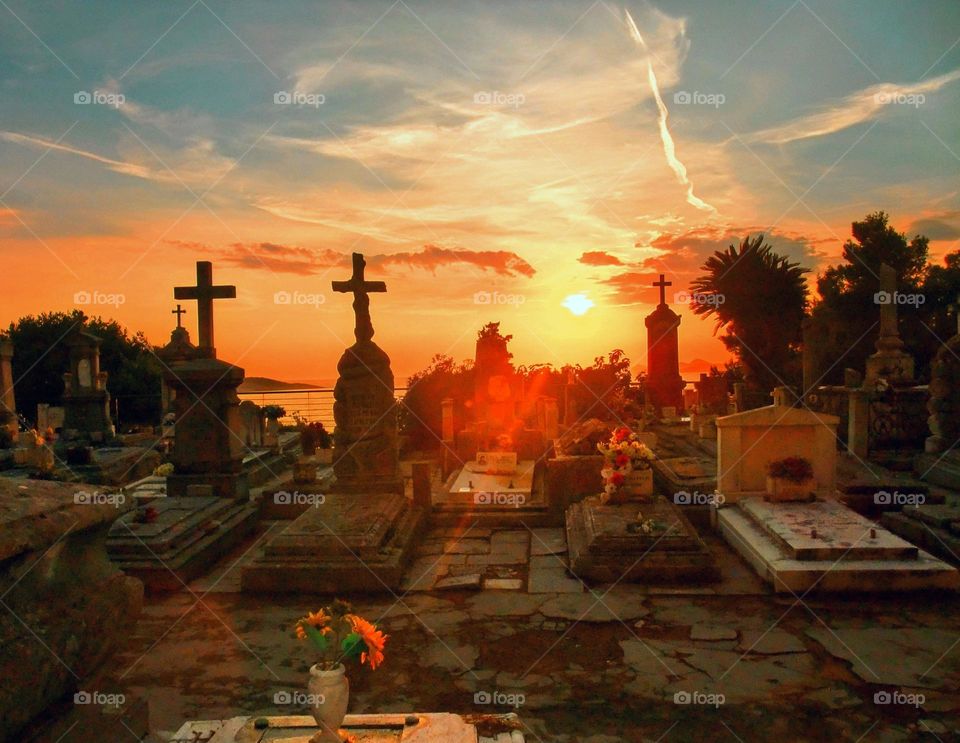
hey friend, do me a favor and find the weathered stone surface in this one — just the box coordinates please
[529,528,567,556]
[528,567,584,594]
[539,592,648,622]
[690,624,738,642]
[737,629,806,655]
[435,574,483,590]
[0,479,142,741]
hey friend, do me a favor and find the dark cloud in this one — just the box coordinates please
[908,214,960,241]
[578,250,624,266]
[369,244,535,278]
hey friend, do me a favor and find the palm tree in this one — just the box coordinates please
[689,235,809,392]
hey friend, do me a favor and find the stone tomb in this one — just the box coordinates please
[108,495,257,591]
[717,498,958,593]
[566,496,719,584]
[241,491,425,593]
[882,502,960,568]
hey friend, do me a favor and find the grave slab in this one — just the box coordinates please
[566,496,719,584]
[717,498,959,593]
[241,493,427,594]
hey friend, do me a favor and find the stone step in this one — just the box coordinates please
[881,511,960,567]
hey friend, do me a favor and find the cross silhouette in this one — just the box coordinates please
[332,253,386,343]
[174,261,236,356]
[653,274,672,306]
[171,304,187,328]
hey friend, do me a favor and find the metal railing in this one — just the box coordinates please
[238,387,408,430]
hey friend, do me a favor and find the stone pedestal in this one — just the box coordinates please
[61,330,114,442]
[331,340,402,495]
[0,479,142,741]
[164,357,249,499]
[566,496,718,583]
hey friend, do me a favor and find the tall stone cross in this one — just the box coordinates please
[653,274,671,306]
[172,304,186,328]
[332,252,386,343]
[174,261,236,356]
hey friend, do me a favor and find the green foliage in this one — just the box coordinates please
[400,354,473,453]
[5,310,162,427]
[261,404,286,419]
[690,234,809,392]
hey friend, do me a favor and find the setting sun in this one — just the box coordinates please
[562,293,595,316]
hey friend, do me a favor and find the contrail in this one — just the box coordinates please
[625,9,716,214]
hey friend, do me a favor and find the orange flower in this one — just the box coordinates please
[304,609,331,628]
[347,615,388,670]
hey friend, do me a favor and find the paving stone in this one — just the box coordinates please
[529,528,567,556]
[465,593,546,617]
[420,539,490,555]
[528,567,584,594]
[530,554,567,570]
[804,686,863,709]
[421,639,478,673]
[435,574,483,590]
[466,551,527,566]
[539,592,649,622]
[737,629,806,655]
[490,530,530,547]
[483,578,524,590]
[690,624,738,642]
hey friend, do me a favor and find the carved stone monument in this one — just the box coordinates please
[242,253,426,594]
[864,263,915,385]
[0,339,16,443]
[645,274,684,413]
[917,293,960,488]
[61,329,114,442]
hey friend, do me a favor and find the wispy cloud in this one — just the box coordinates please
[0,130,155,180]
[749,68,960,145]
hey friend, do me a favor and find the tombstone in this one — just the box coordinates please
[716,387,838,503]
[242,253,427,594]
[864,263,915,385]
[157,304,200,417]
[645,274,684,413]
[238,400,265,448]
[108,262,258,590]
[60,329,115,443]
[917,293,960,488]
[694,373,729,415]
[0,339,16,443]
[36,403,65,433]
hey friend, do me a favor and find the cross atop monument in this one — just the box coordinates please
[332,252,386,343]
[653,274,672,306]
[174,261,236,357]
[172,304,187,328]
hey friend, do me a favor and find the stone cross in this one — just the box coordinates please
[332,253,386,343]
[653,274,671,306]
[172,304,186,328]
[174,261,236,356]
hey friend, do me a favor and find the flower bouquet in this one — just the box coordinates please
[597,426,656,504]
[294,600,387,741]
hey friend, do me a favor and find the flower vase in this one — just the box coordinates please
[308,663,349,742]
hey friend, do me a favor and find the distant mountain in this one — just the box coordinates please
[679,358,720,374]
[239,376,323,392]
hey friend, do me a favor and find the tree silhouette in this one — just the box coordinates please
[690,234,809,392]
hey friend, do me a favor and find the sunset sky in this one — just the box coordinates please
[1,0,958,384]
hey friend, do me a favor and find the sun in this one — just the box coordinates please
[562,293,594,316]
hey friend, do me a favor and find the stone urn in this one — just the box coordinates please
[765,475,815,503]
[308,663,349,742]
